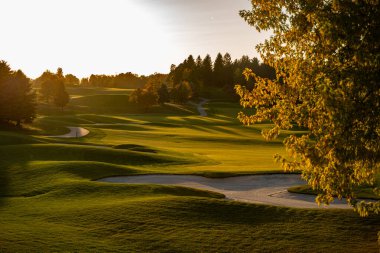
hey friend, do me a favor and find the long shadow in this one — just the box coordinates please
[183,136,283,145]
[0,159,23,207]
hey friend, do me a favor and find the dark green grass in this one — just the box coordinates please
[1,189,378,252]
[0,144,200,167]
[113,144,157,153]
[288,185,380,200]
[0,131,44,145]
[0,149,379,252]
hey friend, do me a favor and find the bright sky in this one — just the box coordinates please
[0,0,270,78]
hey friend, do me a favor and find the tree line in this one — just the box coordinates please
[170,53,275,98]
[80,72,146,89]
[128,53,276,109]
[35,71,149,89]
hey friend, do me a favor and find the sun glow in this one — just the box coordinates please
[0,0,180,78]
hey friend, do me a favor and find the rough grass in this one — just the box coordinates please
[0,87,379,252]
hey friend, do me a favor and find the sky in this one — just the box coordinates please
[0,0,271,78]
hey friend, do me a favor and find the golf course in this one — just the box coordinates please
[0,87,379,252]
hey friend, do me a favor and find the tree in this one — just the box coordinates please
[0,61,36,126]
[35,70,56,102]
[157,84,170,105]
[222,53,234,89]
[171,81,193,104]
[129,88,158,111]
[40,80,55,103]
[213,53,225,87]
[53,81,70,110]
[80,78,89,86]
[64,74,80,86]
[201,54,213,86]
[236,0,380,215]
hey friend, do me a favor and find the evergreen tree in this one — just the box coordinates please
[201,54,213,86]
[213,53,225,87]
[223,53,234,87]
[0,61,36,126]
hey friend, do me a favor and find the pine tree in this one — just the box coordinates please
[213,53,225,87]
[201,54,213,87]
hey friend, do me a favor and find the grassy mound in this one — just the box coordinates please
[113,144,157,153]
[0,131,44,145]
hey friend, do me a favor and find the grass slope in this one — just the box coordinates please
[0,87,379,252]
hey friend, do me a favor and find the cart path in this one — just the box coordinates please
[189,98,209,116]
[97,174,351,209]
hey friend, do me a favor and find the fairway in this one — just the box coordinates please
[0,86,379,252]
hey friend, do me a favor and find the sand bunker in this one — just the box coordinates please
[50,127,89,138]
[98,174,351,209]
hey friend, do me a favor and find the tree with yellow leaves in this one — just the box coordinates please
[236,0,379,216]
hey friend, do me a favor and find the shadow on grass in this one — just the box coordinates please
[0,162,11,207]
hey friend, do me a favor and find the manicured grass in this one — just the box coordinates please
[0,87,379,252]
[288,185,380,200]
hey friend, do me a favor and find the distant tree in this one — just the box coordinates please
[223,53,234,87]
[40,80,55,103]
[53,81,70,110]
[80,78,89,86]
[0,61,36,126]
[82,72,149,89]
[213,53,225,87]
[35,70,56,102]
[171,81,193,104]
[184,55,196,70]
[129,88,158,111]
[195,55,202,68]
[64,74,79,86]
[129,88,142,104]
[56,67,64,79]
[144,73,168,91]
[157,84,170,105]
[237,0,380,215]
[201,54,213,86]
[34,70,55,86]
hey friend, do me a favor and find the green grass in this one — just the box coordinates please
[288,185,380,200]
[0,87,379,252]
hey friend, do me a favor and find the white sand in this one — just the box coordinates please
[97,174,352,209]
[50,127,89,138]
